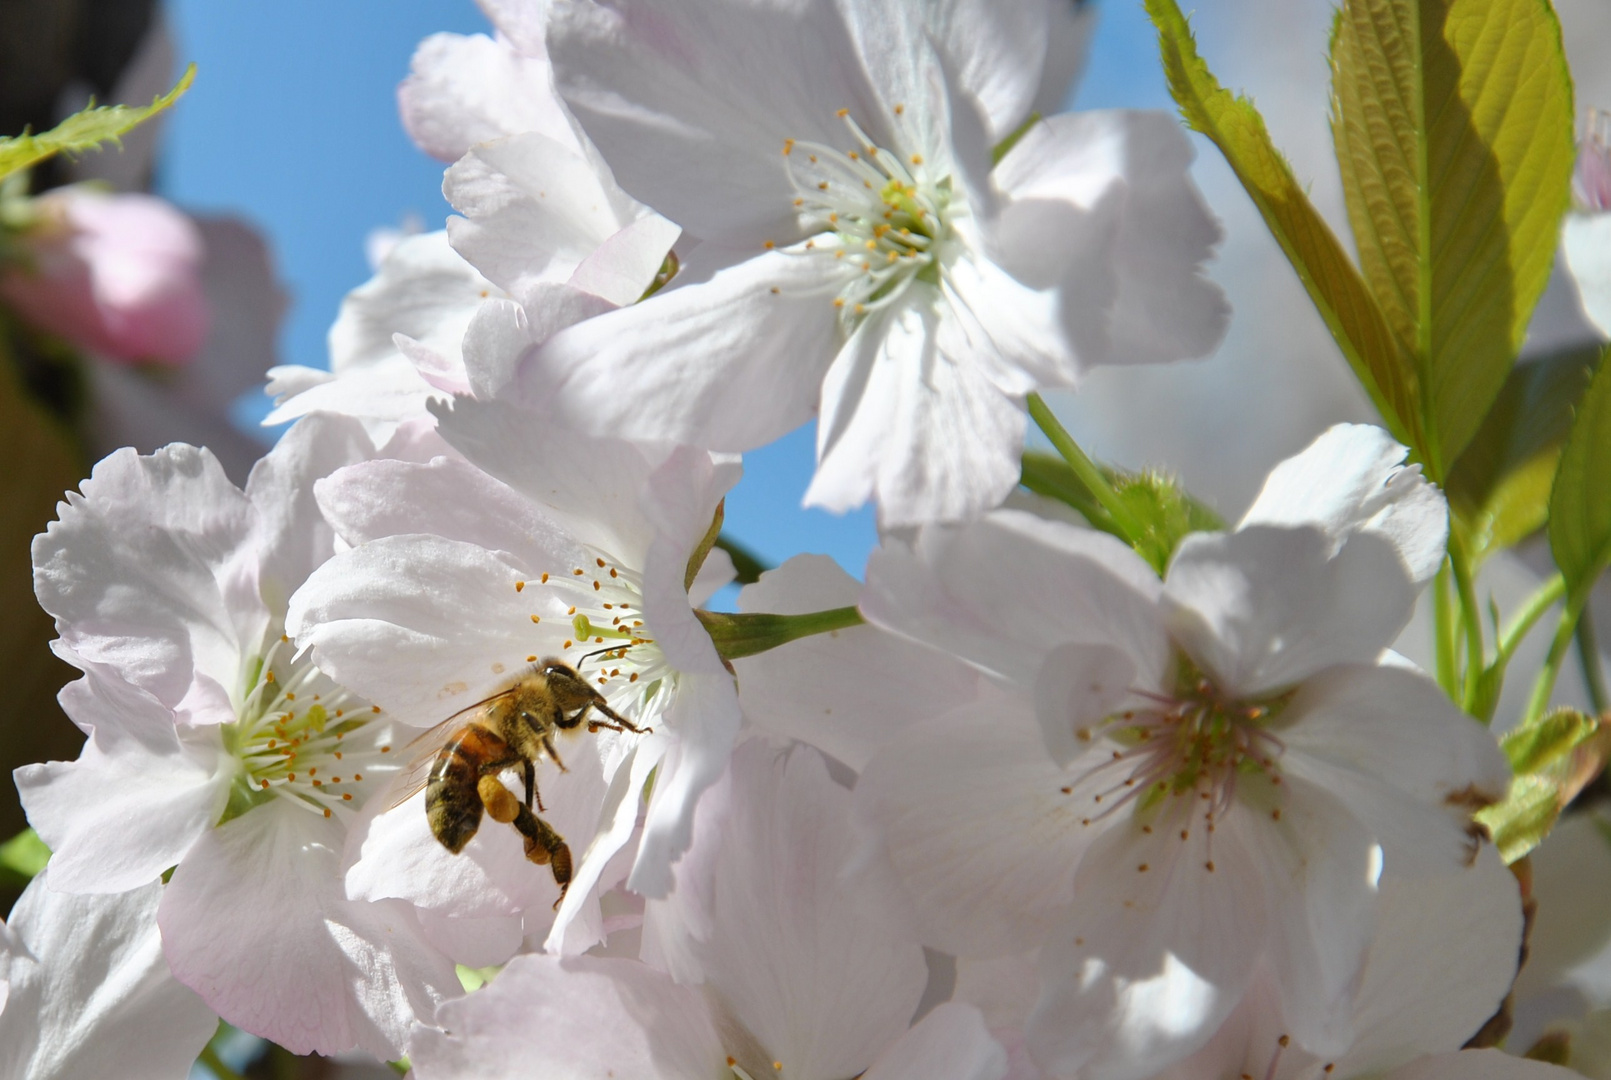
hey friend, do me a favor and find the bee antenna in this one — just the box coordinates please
[576,642,635,669]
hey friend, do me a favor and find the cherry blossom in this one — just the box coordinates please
[855,424,1507,1078]
[286,394,742,949]
[17,416,461,1057]
[504,0,1226,526]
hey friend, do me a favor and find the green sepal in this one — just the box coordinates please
[0,65,196,182]
[1475,706,1607,862]
[1020,451,1223,575]
[991,111,1041,166]
[1549,351,1611,608]
[695,606,863,662]
[1145,0,1422,455]
[684,499,725,593]
[0,827,51,886]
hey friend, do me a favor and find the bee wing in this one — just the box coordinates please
[376,690,514,813]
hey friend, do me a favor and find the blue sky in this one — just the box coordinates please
[158,0,1167,584]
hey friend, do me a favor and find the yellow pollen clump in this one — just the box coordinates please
[541,572,549,583]
[894,103,905,114]
[910,154,923,165]
[564,639,573,649]
[836,108,849,117]
[515,581,525,592]
[531,615,541,624]
[527,654,537,662]
[782,138,795,155]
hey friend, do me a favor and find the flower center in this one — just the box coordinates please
[1068,659,1291,828]
[511,548,676,728]
[778,107,951,328]
[220,636,393,823]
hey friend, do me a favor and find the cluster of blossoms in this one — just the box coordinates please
[7,2,1611,1080]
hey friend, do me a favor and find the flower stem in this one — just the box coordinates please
[1026,393,1145,547]
[1524,595,1586,726]
[1448,533,1485,710]
[1434,563,1459,698]
[1495,573,1566,668]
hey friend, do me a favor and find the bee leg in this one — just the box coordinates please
[511,806,572,906]
[543,734,569,773]
[476,775,521,825]
[522,759,536,811]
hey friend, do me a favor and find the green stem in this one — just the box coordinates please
[197,1046,248,1080]
[1448,534,1485,709]
[1025,393,1145,546]
[1524,596,1586,725]
[1495,573,1566,668]
[1578,607,1609,715]
[1434,563,1459,698]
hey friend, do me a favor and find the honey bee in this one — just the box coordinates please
[386,653,647,903]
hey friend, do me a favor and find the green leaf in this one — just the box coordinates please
[1447,344,1602,562]
[1474,706,1607,861]
[1549,355,1611,605]
[714,534,771,587]
[1020,451,1223,575]
[0,64,195,182]
[0,828,51,886]
[1329,0,1575,474]
[1146,0,1422,453]
[694,606,863,661]
[1499,704,1598,775]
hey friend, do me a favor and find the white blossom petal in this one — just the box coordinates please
[1240,424,1447,587]
[1164,526,1417,697]
[733,554,981,771]
[159,807,459,1058]
[1564,213,1611,339]
[861,1003,1009,1080]
[399,32,575,162]
[0,871,217,1080]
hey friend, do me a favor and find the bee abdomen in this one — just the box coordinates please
[425,725,510,853]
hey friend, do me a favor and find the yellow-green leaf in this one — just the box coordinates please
[1447,343,1601,563]
[0,64,195,182]
[1476,707,1608,861]
[1549,352,1611,605]
[1330,0,1575,475]
[1145,0,1422,452]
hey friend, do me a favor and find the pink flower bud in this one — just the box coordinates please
[1576,108,1611,214]
[0,188,209,365]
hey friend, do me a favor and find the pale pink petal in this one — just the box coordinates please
[994,111,1227,369]
[545,0,887,245]
[519,244,840,451]
[1339,847,1522,1073]
[1280,664,1511,873]
[0,870,218,1080]
[16,672,225,893]
[629,670,742,898]
[399,32,575,161]
[287,534,586,729]
[657,742,928,1079]
[444,132,670,303]
[1027,819,1267,1080]
[1164,527,1416,697]
[1240,424,1447,587]
[805,297,1030,526]
[857,700,1092,956]
[408,954,725,1080]
[32,444,261,715]
[734,554,982,771]
[159,806,459,1058]
[862,1003,1009,1080]
[862,509,1168,688]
